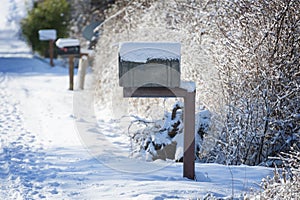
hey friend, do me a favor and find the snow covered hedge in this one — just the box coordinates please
[207,0,300,166]
[93,0,299,167]
[256,147,300,199]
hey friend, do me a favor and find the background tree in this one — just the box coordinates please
[21,0,70,56]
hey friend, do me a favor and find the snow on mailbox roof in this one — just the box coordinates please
[119,42,181,63]
[56,38,80,48]
[38,29,57,41]
[180,81,196,92]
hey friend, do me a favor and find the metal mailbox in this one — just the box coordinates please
[56,38,80,55]
[119,42,181,88]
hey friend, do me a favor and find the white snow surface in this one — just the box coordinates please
[0,0,32,58]
[119,42,181,63]
[180,81,196,92]
[0,1,273,199]
[38,29,57,41]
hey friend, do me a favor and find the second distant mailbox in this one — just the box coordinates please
[56,38,80,55]
[38,29,57,66]
[55,38,81,90]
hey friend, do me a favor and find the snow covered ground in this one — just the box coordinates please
[0,0,273,199]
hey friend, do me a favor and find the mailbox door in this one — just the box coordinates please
[57,46,80,55]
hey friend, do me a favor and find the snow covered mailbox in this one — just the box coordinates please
[55,38,81,90]
[38,29,57,66]
[38,29,57,41]
[119,42,180,88]
[56,38,80,55]
[121,42,196,180]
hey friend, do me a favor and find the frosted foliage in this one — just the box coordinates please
[208,0,300,165]
[127,102,208,162]
[93,0,221,120]
[256,149,300,199]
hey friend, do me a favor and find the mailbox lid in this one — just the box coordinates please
[119,42,181,88]
[119,42,181,63]
[56,46,80,55]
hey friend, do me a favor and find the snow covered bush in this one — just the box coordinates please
[21,0,70,56]
[257,146,300,199]
[128,102,210,162]
[207,0,300,165]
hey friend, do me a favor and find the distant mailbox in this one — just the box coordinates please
[56,38,80,55]
[38,29,57,41]
[119,42,181,88]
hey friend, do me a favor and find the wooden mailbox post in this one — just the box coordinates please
[119,42,195,180]
[56,38,80,90]
[38,29,57,66]
[123,87,195,179]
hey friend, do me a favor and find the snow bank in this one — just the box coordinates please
[0,0,32,58]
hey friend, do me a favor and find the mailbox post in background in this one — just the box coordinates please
[119,42,196,180]
[56,38,80,90]
[38,29,57,66]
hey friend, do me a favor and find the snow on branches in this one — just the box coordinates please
[128,102,211,162]
[211,0,300,165]
[257,146,300,199]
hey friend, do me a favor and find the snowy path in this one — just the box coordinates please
[0,58,94,199]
